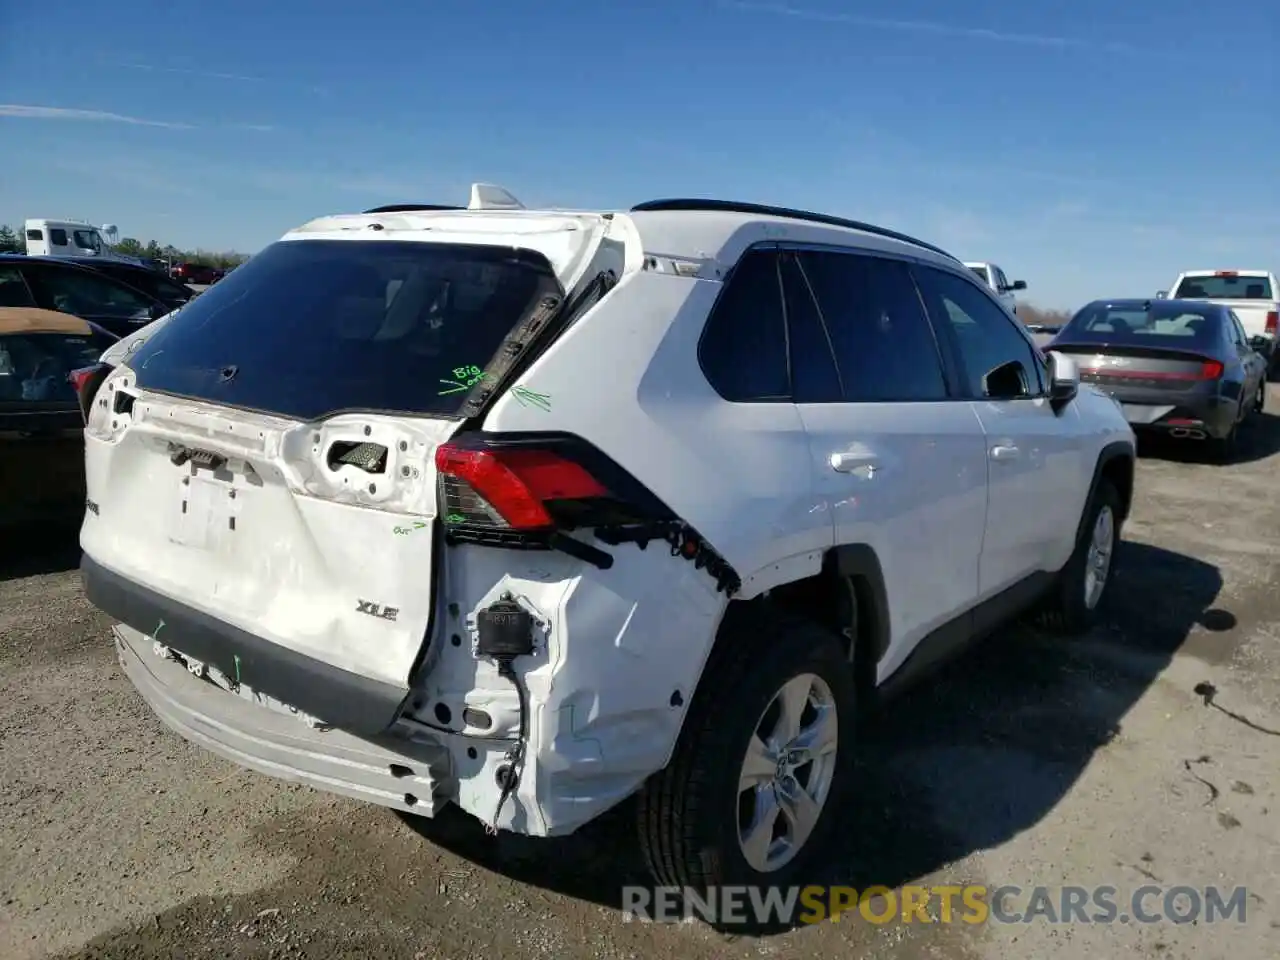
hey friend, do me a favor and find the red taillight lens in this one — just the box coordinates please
[1199,359,1224,380]
[1266,311,1278,334]
[435,442,609,531]
[68,365,100,393]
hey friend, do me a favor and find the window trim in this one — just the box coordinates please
[911,261,1048,401]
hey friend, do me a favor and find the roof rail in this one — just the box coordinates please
[628,198,958,262]
[362,204,464,214]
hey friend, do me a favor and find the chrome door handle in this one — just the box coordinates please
[830,452,879,477]
[989,443,1020,462]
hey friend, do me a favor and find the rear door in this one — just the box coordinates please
[80,237,567,701]
[788,248,988,677]
[913,262,1083,598]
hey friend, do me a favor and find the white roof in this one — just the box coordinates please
[283,183,961,284]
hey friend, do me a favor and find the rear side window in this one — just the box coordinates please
[0,266,37,308]
[699,248,790,401]
[0,332,114,403]
[778,252,841,403]
[125,239,565,421]
[1173,274,1273,300]
[26,266,156,320]
[799,251,949,402]
[49,229,68,247]
[25,229,43,242]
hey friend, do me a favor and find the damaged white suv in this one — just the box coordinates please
[78,185,1136,891]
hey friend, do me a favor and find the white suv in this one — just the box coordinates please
[77,186,1135,893]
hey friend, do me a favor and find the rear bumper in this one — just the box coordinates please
[113,623,451,816]
[81,553,410,737]
[1114,394,1237,438]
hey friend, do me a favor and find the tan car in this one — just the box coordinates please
[0,307,117,529]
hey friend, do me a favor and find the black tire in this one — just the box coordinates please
[1207,413,1240,464]
[637,601,856,899]
[1253,380,1267,415]
[1038,479,1121,635]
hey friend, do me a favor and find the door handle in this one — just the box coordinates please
[830,451,879,477]
[989,443,1020,462]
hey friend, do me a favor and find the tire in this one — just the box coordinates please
[637,601,856,901]
[1253,381,1267,415]
[1038,478,1121,635]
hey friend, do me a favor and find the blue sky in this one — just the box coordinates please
[1,0,1276,310]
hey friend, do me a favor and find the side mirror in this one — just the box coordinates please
[1047,351,1079,413]
[1155,290,1168,300]
[981,359,1030,400]
[1010,280,1027,291]
[1249,335,1270,353]
[149,301,169,320]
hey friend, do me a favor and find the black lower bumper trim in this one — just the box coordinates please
[81,554,410,737]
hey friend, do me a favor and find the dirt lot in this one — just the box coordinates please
[4,398,1280,960]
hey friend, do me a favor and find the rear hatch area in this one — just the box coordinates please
[80,234,569,735]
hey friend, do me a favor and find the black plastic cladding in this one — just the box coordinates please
[440,431,742,596]
[629,198,961,263]
[361,204,466,213]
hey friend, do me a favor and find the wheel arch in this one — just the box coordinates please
[1079,440,1135,542]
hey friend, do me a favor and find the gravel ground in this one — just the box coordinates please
[4,396,1280,960]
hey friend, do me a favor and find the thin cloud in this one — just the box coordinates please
[228,123,276,132]
[722,1,1134,52]
[0,104,191,128]
[109,61,328,95]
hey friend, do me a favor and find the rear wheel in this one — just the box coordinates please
[1208,408,1241,463]
[1038,479,1121,635]
[637,602,856,900]
[1253,381,1267,415]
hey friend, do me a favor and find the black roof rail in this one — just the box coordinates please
[628,198,958,262]
[362,204,465,214]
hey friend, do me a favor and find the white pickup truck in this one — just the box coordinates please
[1160,270,1280,374]
[963,261,1026,314]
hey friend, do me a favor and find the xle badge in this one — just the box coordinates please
[356,599,399,622]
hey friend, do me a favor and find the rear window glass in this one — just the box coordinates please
[0,331,115,403]
[1057,303,1223,349]
[1172,274,1273,299]
[968,266,989,283]
[124,239,564,421]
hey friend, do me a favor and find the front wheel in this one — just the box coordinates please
[637,602,856,900]
[1038,479,1121,635]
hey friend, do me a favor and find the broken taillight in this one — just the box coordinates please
[434,434,672,535]
[68,363,111,422]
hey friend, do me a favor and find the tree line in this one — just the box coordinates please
[0,224,249,270]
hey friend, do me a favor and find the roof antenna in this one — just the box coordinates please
[468,183,525,211]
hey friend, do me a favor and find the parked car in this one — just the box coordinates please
[170,262,224,285]
[0,307,118,529]
[30,255,196,311]
[1046,298,1267,461]
[0,253,170,338]
[963,261,1027,314]
[75,187,1135,895]
[1159,270,1280,377]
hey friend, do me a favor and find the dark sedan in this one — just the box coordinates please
[0,254,171,338]
[38,256,197,311]
[1047,298,1268,461]
[0,307,119,529]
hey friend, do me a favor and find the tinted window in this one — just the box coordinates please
[700,248,789,401]
[27,265,156,320]
[50,229,68,246]
[0,266,37,308]
[93,264,191,303]
[914,265,1039,399]
[1057,302,1224,351]
[126,239,565,421]
[1172,274,1273,300]
[799,251,948,402]
[72,229,100,251]
[25,229,43,241]
[0,331,114,403]
[778,252,841,403]
[968,266,989,285]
